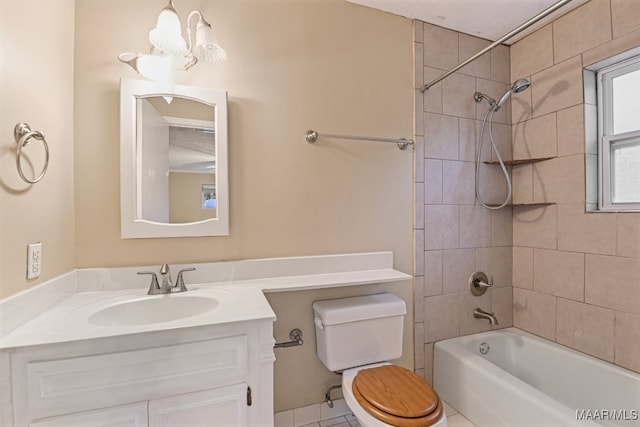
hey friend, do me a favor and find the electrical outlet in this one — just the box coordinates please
[27,242,42,280]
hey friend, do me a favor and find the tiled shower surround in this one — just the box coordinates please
[414,0,640,381]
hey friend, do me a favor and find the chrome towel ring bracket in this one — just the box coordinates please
[14,122,49,184]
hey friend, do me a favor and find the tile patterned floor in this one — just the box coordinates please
[274,398,477,427]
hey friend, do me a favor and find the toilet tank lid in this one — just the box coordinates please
[312,293,406,326]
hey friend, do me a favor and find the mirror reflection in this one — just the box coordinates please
[137,96,217,224]
[120,79,228,239]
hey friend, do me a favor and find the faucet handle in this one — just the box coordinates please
[175,267,196,292]
[138,271,160,295]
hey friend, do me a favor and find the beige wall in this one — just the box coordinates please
[511,0,640,374]
[0,0,76,299]
[414,22,514,383]
[73,0,413,411]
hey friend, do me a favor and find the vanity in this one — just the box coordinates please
[0,252,410,426]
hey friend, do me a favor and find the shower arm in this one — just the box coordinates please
[419,0,573,93]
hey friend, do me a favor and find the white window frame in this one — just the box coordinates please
[595,54,640,211]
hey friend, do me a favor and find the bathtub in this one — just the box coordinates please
[434,328,640,427]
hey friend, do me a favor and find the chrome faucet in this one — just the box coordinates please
[138,265,196,295]
[159,263,173,292]
[473,308,499,326]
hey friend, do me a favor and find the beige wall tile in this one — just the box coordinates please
[424,294,460,342]
[531,55,584,118]
[553,0,612,63]
[416,95,425,136]
[424,250,443,296]
[415,42,424,89]
[443,73,476,119]
[476,246,512,288]
[476,165,511,206]
[492,287,514,328]
[459,292,492,336]
[511,24,553,80]
[615,311,640,373]
[556,298,615,362]
[459,118,478,162]
[586,254,640,315]
[458,33,491,79]
[443,161,476,205]
[424,343,434,385]
[415,136,425,182]
[424,113,459,160]
[533,155,585,204]
[492,207,513,247]
[513,288,556,341]
[423,67,444,114]
[415,321,425,370]
[425,205,459,250]
[414,20,424,44]
[557,105,585,157]
[442,248,476,294]
[416,183,425,231]
[558,204,616,255]
[513,205,557,249]
[423,23,458,70]
[583,26,640,67]
[415,228,425,274]
[617,212,640,257]
[512,112,557,160]
[415,275,425,322]
[513,246,534,289]
[459,206,492,248]
[491,44,511,84]
[512,164,533,204]
[533,249,585,301]
[488,122,513,162]
[611,0,640,38]
[424,159,443,204]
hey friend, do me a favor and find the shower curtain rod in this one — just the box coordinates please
[419,0,574,93]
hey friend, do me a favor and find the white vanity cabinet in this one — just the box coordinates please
[5,320,275,427]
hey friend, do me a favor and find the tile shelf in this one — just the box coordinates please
[487,202,556,208]
[483,156,555,166]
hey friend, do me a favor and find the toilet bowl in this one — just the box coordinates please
[312,294,447,427]
[342,363,447,427]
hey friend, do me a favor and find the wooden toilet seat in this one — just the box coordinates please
[352,365,443,427]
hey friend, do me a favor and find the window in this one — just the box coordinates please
[594,53,640,211]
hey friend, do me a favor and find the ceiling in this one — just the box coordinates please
[346,0,589,45]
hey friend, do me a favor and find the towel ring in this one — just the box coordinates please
[14,123,49,184]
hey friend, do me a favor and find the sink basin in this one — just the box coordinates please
[88,295,219,327]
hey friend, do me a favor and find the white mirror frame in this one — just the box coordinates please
[120,79,229,238]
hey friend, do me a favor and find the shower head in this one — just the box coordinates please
[495,78,531,110]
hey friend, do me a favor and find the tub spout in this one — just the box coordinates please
[474,308,499,326]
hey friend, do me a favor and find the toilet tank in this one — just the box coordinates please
[313,293,406,372]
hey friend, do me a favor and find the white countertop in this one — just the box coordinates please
[0,252,411,350]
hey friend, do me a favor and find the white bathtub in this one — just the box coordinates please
[434,328,640,427]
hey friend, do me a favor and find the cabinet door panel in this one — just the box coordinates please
[15,334,248,420]
[29,402,147,427]
[149,384,248,427]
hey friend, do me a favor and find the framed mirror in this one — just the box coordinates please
[120,79,228,238]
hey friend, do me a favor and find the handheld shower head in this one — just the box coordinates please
[495,78,531,110]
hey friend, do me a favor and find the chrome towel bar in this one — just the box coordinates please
[305,130,413,151]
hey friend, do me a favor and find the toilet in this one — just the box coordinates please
[313,293,447,427]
